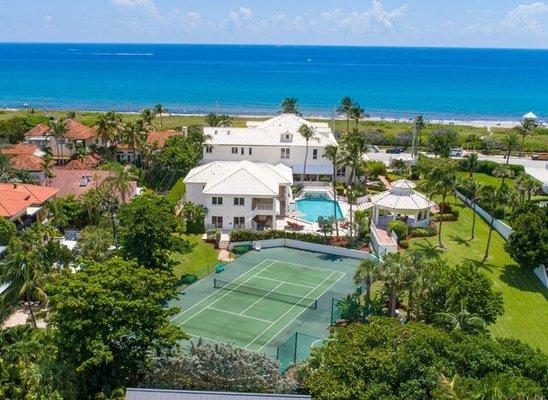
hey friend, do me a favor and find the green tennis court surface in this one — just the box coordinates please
[170,247,359,357]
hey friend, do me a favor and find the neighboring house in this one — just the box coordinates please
[0,183,58,227]
[25,119,106,161]
[0,143,45,158]
[48,168,137,202]
[203,114,338,182]
[126,388,311,400]
[1,143,47,183]
[62,154,102,170]
[117,129,186,163]
[184,160,293,231]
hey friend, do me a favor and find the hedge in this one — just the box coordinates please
[409,226,437,237]
[166,178,186,206]
[230,229,331,245]
[458,159,525,176]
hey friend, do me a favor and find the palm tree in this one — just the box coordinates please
[154,104,168,128]
[96,111,123,146]
[280,97,300,115]
[344,186,357,240]
[412,115,426,156]
[378,253,409,317]
[353,259,378,304]
[349,104,366,129]
[515,118,537,157]
[515,173,538,202]
[420,164,458,248]
[298,124,318,181]
[431,301,486,333]
[480,185,502,262]
[140,108,155,128]
[463,152,478,177]
[341,129,369,185]
[41,154,55,187]
[122,120,149,154]
[323,144,342,236]
[337,96,354,133]
[460,178,482,240]
[105,165,136,204]
[501,132,519,173]
[49,119,67,165]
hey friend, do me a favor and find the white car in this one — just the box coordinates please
[450,148,464,157]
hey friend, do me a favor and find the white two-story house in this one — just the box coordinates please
[184,160,293,231]
[202,114,339,182]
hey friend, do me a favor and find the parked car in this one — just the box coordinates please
[386,147,403,154]
[450,148,464,157]
[532,153,548,161]
[371,145,379,153]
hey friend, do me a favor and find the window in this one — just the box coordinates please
[312,149,318,159]
[233,197,244,206]
[212,216,223,228]
[248,147,252,155]
[205,146,213,154]
[336,167,346,177]
[231,147,238,154]
[241,147,244,155]
[233,217,245,228]
[212,197,223,205]
[281,148,290,159]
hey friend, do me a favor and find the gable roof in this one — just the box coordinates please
[62,154,102,170]
[25,123,51,138]
[185,161,292,196]
[146,130,182,148]
[0,143,44,157]
[63,119,98,140]
[0,183,58,220]
[9,154,45,171]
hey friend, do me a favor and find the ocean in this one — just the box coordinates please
[0,43,547,121]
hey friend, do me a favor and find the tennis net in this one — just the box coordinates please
[213,278,318,309]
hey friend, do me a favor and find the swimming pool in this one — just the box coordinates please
[295,197,343,223]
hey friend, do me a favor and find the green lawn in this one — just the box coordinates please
[456,172,515,188]
[171,234,219,279]
[409,196,548,352]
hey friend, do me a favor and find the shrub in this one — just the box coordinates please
[387,220,408,241]
[166,178,186,206]
[438,201,452,213]
[409,226,437,237]
[493,207,506,219]
[230,229,331,245]
[232,244,252,255]
[450,209,460,219]
[180,273,198,285]
[399,239,409,249]
[434,213,458,222]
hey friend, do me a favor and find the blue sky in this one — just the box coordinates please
[1,0,548,48]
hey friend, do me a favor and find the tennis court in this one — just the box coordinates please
[170,247,359,356]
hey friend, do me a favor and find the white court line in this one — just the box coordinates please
[244,271,340,350]
[253,275,316,289]
[170,259,273,323]
[256,271,346,352]
[265,258,341,274]
[239,282,284,315]
[207,306,275,324]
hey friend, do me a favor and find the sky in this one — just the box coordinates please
[1,0,548,48]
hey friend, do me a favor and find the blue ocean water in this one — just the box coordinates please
[0,43,547,120]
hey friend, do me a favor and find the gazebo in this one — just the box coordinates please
[370,179,435,228]
[523,111,538,123]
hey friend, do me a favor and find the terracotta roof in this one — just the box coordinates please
[0,183,58,219]
[64,119,98,140]
[9,154,45,171]
[146,130,182,148]
[49,168,137,202]
[24,123,51,138]
[0,143,41,156]
[62,154,102,170]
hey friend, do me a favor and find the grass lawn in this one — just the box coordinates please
[456,172,516,188]
[171,234,219,279]
[409,195,548,352]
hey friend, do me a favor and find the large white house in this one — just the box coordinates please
[202,114,339,181]
[184,160,293,231]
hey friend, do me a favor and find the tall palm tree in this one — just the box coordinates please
[344,186,357,240]
[154,104,168,128]
[501,132,519,173]
[378,253,409,317]
[49,119,67,164]
[431,301,486,333]
[122,120,149,154]
[105,165,136,204]
[464,152,478,177]
[298,124,318,181]
[341,129,369,185]
[413,115,426,152]
[460,178,482,240]
[337,96,354,133]
[323,144,342,237]
[280,97,300,115]
[41,154,55,187]
[140,108,155,128]
[96,111,123,146]
[515,118,537,157]
[480,185,503,262]
[353,259,378,304]
[349,104,366,129]
[420,164,458,248]
[515,173,538,203]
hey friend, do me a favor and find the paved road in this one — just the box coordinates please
[367,151,548,192]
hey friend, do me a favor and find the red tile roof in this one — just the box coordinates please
[146,130,182,148]
[24,123,51,138]
[0,183,58,219]
[0,143,41,156]
[9,154,45,171]
[62,154,102,170]
[63,119,98,140]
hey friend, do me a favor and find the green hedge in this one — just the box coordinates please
[409,226,437,237]
[166,178,186,206]
[458,159,525,176]
[230,229,331,245]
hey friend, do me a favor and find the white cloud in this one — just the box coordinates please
[502,2,548,33]
[111,0,159,16]
[227,7,253,28]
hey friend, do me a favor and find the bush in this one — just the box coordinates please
[438,202,452,213]
[399,239,409,249]
[230,229,331,245]
[387,220,408,241]
[409,226,437,237]
[450,209,460,219]
[165,178,186,206]
[179,273,198,285]
[493,207,506,219]
[232,244,252,255]
[435,213,458,222]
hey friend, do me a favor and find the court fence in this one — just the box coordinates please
[276,332,323,373]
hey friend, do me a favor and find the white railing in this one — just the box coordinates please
[370,221,398,256]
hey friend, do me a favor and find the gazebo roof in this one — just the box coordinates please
[371,179,434,213]
[523,111,537,120]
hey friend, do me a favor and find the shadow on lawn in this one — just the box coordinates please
[463,258,497,274]
[412,241,443,259]
[500,264,548,299]
[449,234,470,247]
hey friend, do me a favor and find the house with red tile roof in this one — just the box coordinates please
[0,143,45,157]
[0,183,58,226]
[24,119,106,162]
[1,143,48,183]
[117,129,185,163]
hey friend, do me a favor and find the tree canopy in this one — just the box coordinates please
[428,129,460,157]
[506,204,548,269]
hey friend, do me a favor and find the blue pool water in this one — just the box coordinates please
[295,197,343,223]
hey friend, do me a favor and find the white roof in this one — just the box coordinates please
[371,179,434,212]
[184,160,292,196]
[204,114,337,147]
[523,111,537,119]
